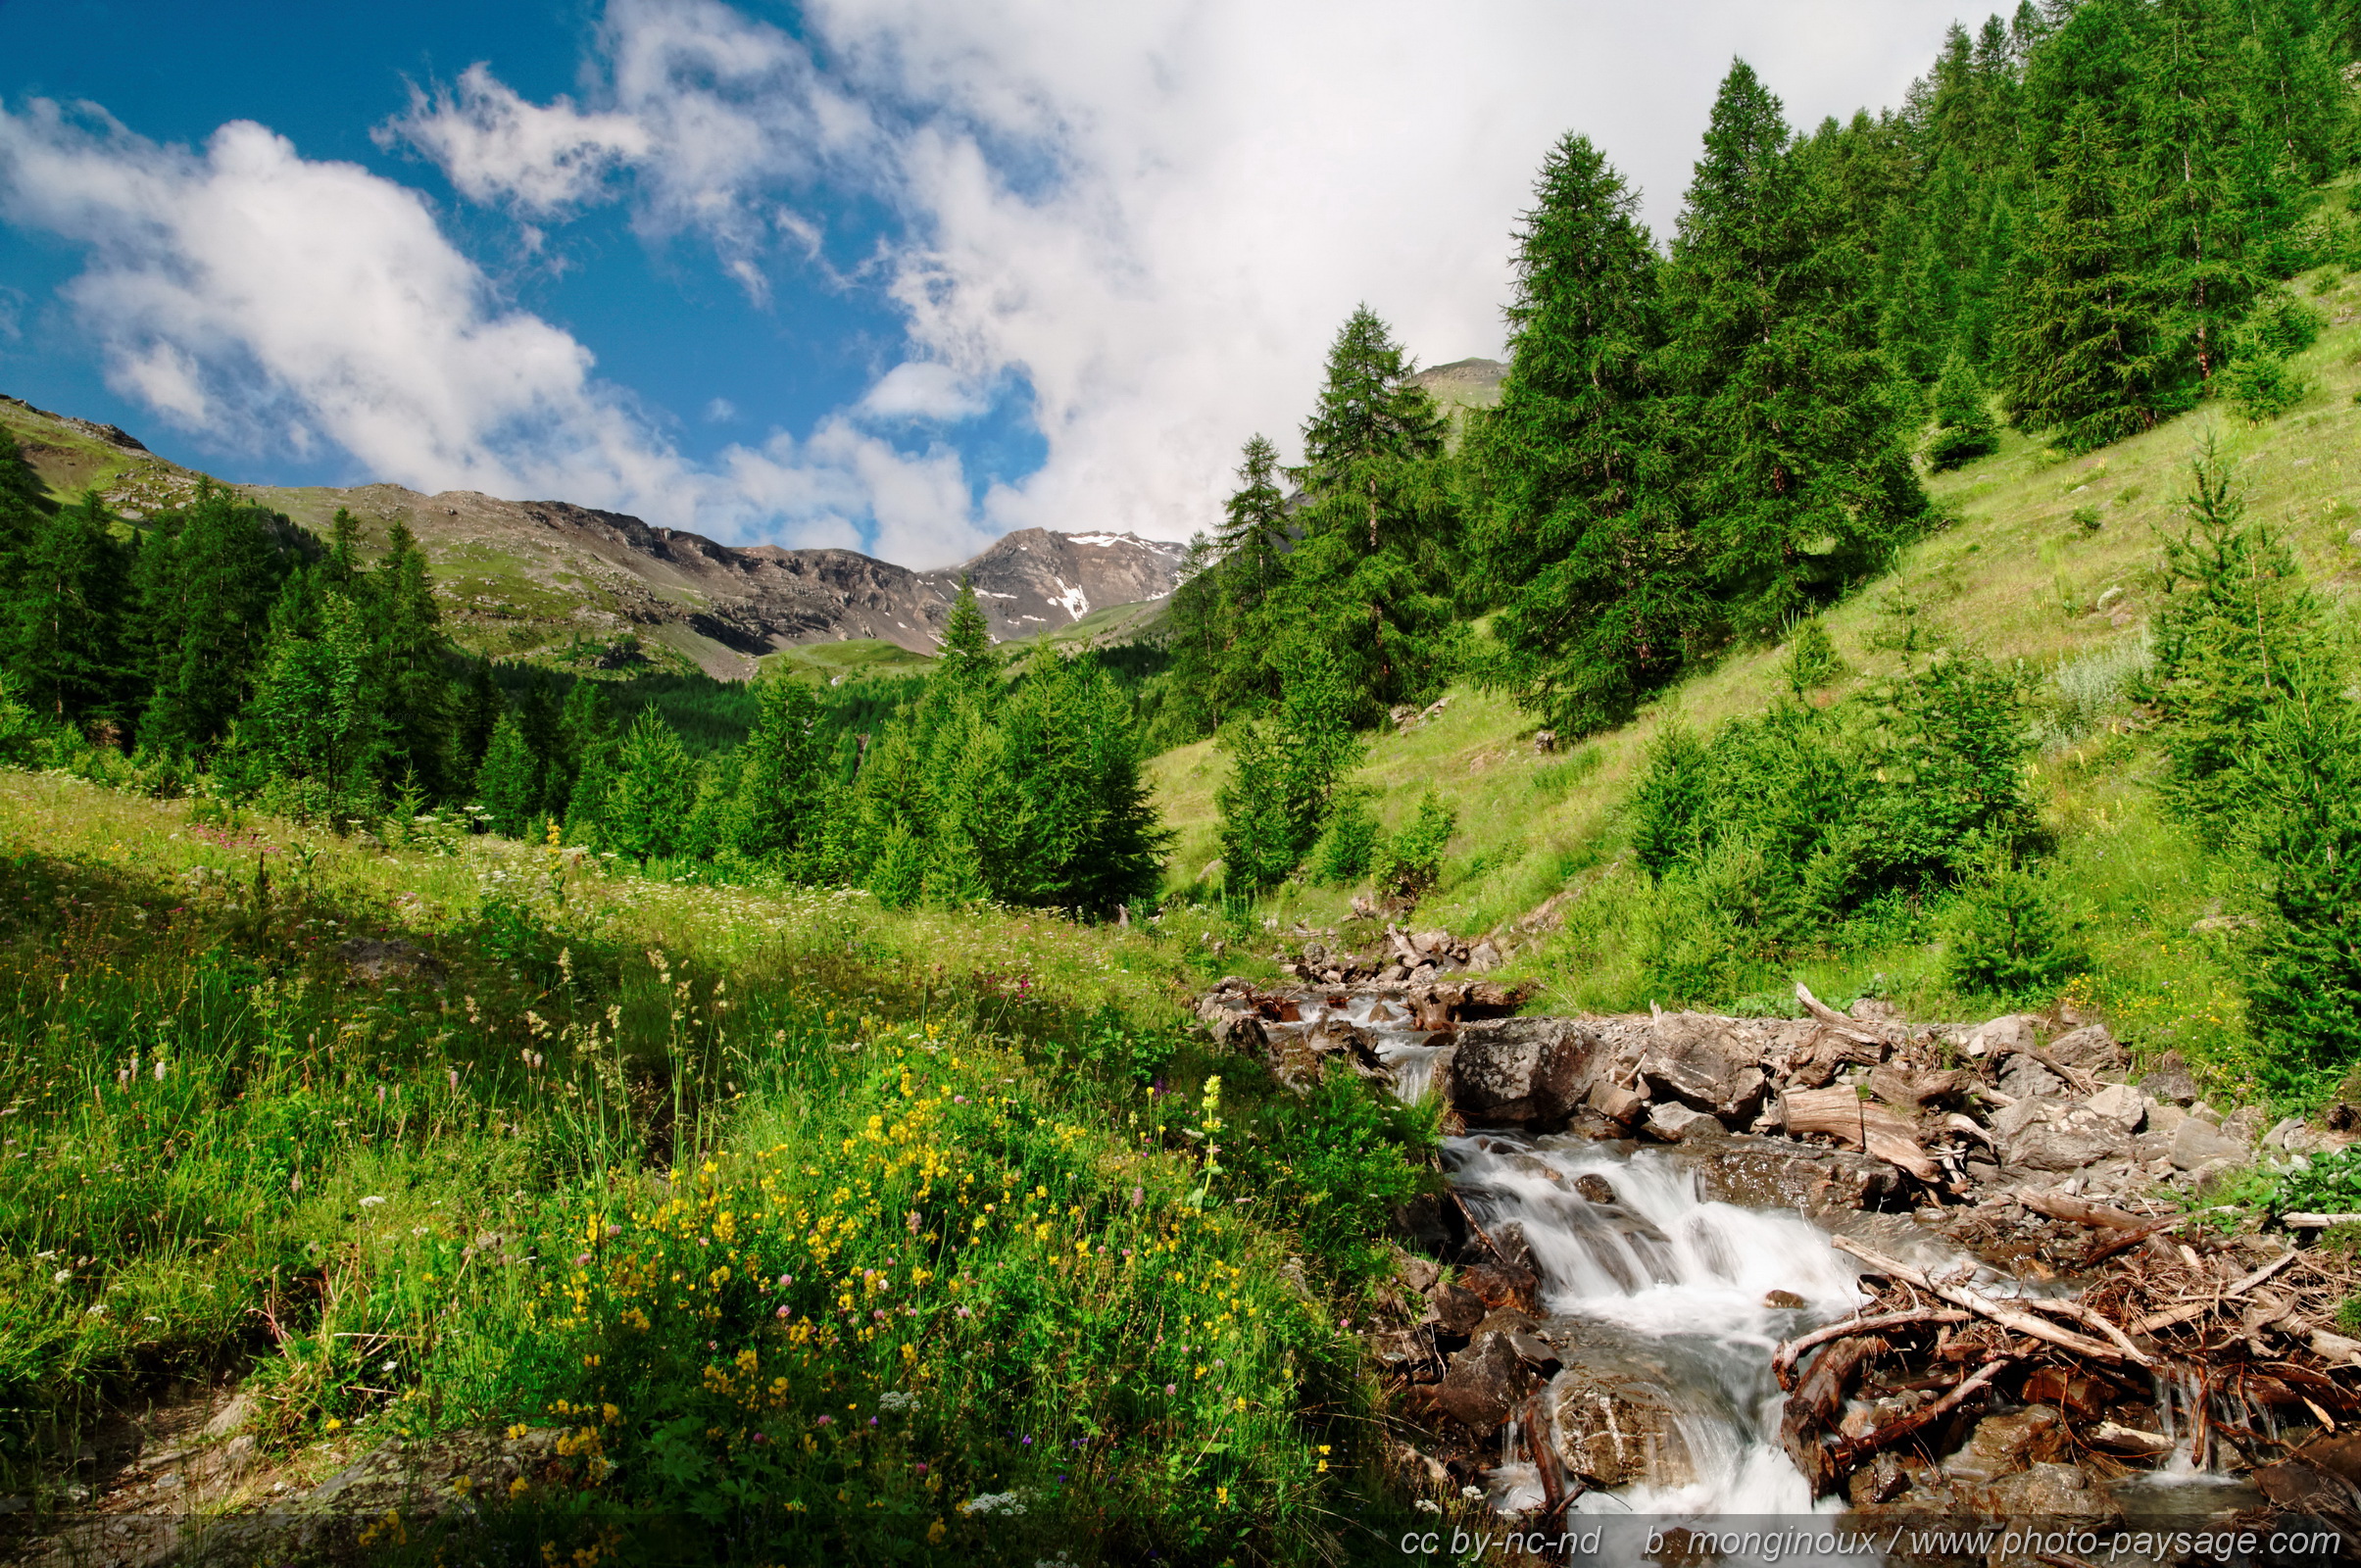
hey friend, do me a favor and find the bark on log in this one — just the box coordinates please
[1780,1087,1942,1183]
[2016,1188,2159,1231]
[1823,1359,2012,1478]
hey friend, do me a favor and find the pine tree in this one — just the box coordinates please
[0,428,49,569]
[1927,348,2002,468]
[238,588,384,802]
[1661,60,1925,641]
[606,708,698,864]
[475,709,540,838]
[7,492,129,728]
[139,482,285,756]
[938,578,994,690]
[998,647,1169,910]
[550,677,610,823]
[1288,307,1460,711]
[369,519,453,795]
[1469,132,1693,733]
[1212,645,1366,894]
[1215,434,1291,611]
[454,658,502,780]
[732,676,832,868]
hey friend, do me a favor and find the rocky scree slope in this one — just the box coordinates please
[0,394,1188,679]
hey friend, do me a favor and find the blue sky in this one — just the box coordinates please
[0,0,1966,566]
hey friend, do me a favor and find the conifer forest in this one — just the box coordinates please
[7,1,2361,1562]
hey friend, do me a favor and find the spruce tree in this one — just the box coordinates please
[454,659,502,780]
[475,709,540,838]
[238,589,384,802]
[1469,131,1692,733]
[1661,60,1924,641]
[606,708,698,864]
[1215,434,1291,611]
[369,519,453,795]
[732,676,832,868]
[1288,306,1459,711]
[998,647,1168,910]
[7,492,129,728]
[937,578,994,690]
[0,428,49,569]
[1927,348,2002,468]
[139,483,284,756]
[2001,103,2188,452]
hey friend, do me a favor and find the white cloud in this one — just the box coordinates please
[0,96,996,566]
[705,396,737,421]
[382,0,879,303]
[396,0,1969,545]
[859,361,985,422]
[5,0,1973,569]
[376,63,650,215]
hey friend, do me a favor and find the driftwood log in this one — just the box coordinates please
[1832,1235,2150,1365]
[1780,1086,1942,1183]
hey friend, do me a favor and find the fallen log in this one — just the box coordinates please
[1781,1335,1886,1497]
[2088,1421,2177,1455]
[2125,1250,2301,1336]
[1793,982,1888,1048]
[1773,1309,1973,1391]
[1831,1235,2151,1366]
[1780,1086,1943,1183]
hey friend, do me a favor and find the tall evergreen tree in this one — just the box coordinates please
[369,519,453,794]
[1661,60,1925,642]
[7,492,129,728]
[731,676,833,868]
[475,709,540,838]
[139,483,284,756]
[1927,347,2003,468]
[0,428,49,569]
[606,708,698,864]
[1469,132,1694,733]
[1287,307,1460,711]
[937,578,994,691]
[2000,99,2189,451]
[454,658,502,781]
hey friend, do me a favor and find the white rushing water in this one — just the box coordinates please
[1267,993,1870,1514]
[1446,1133,1866,1518]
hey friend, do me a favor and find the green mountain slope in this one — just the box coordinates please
[1145,264,2361,1091]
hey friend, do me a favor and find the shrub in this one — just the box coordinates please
[1943,863,2086,1001]
[2226,353,2310,422]
[1310,791,1381,883]
[1783,618,1847,693]
[1372,791,1456,904]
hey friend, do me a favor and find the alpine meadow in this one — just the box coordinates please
[10,0,2361,1562]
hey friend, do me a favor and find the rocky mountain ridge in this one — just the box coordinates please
[0,393,1188,679]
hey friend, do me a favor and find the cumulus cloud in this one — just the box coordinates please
[4,0,1969,567]
[396,0,1966,544]
[382,0,878,302]
[859,362,986,422]
[0,96,996,564]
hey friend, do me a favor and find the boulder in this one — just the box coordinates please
[1943,1406,2064,1483]
[2221,1102,2271,1146]
[2084,1082,2149,1133]
[1644,1102,1719,1143]
[1442,1019,1605,1126]
[1672,1132,1907,1217]
[1999,1102,2133,1173]
[2046,1024,2128,1072]
[338,938,443,985]
[1423,1282,1487,1338]
[1640,1013,1769,1120]
[2169,1115,2248,1172]
[1960,1013,2042,1058]
[1466,941,1503,973]
[1538,1324,1697,1490]
[1429,1332,1536,1433]
[2140,1050,2200,1105]
[1998,1052,2071,1100]
[1585,1078,1647,1127]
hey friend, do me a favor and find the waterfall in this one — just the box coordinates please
[1447,1133,1864,1516]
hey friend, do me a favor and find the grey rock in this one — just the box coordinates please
[1960,1013,2042,1058]
[1467,941,1503,972]
[338,938,444,984]
[1442,1018,1607,1126]
[2169,1115,2248,1172]
[1430,1332,1536,1433]
[2084,1082,2149,1133]
[2140,1050,2200,1105]
[1639,1013,1768,1119]
[1672,1131,1906,1216]
[1999,1053,2071,1100]
[2003,1102,2132,1172]
[1645,1102,1720,1143]
[1539,1323,1697,1491]
[2221,1103,2270,1146]
[2047,1024,2128,1072]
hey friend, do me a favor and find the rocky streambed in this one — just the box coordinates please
[1199,961,2361,1556]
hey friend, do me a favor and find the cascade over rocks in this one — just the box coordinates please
[1202,967,2361,1536]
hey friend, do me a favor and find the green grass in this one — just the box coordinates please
[1146,262,2361,1100]
[0,770,1446,1563]
[756,639,938,685]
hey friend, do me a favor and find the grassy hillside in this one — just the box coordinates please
[1146,262,2361,1094]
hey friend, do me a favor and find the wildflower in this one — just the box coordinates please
[776,1305,790,1319]
[1460,1486,1485,1500]
[1163,1385,1175,1396]
[1415,1499,1442,1515]
[360,1196,386,1207]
